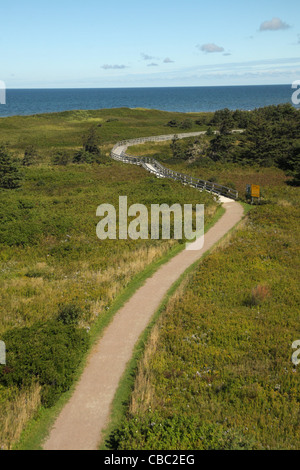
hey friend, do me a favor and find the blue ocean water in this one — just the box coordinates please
[0,85,297,117]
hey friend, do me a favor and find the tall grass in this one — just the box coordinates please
[0,383,41,450]
[110,184,300,450]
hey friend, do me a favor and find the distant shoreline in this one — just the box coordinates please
[4,84,290,90]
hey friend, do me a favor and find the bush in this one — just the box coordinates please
[73,149,98,164]
[166,119,179,128]
[52,150,71,166]
[179,119,193,130]
[57,303,83,325]
[0,322,89,407]
[0,145,22,189]
[23,145,38,167]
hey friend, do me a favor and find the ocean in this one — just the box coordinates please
[0,85,298,117]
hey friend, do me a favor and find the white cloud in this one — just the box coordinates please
[147,62,158,67]
[198,43,224,53]
[259,17,290,31]
[101,64,128,70]
[163,57,174,63]
[141,53,156,61]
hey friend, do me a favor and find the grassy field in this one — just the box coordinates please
[0,106,298,450]
[0,108,210,160]
[0,108,217,449]
[110,180,300,450]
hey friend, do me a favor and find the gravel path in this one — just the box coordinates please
[43,136,244,450]
[43,201,243,450]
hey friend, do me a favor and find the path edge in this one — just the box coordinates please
[99,202,248,450]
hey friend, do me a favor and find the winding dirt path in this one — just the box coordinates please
[43,135,244,450]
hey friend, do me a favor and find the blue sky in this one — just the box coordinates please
[1,0,300,88]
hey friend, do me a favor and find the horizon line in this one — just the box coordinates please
[5,83,291,90]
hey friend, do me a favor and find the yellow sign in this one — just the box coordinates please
[251,185,260,198]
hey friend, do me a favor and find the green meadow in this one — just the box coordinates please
[108,160,300,450]
[0,105,299,450]
[0,107,216,449]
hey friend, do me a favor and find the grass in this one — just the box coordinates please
[99,203,228,450]
[14,204,225,450]
[0,108,219,449]
[0,108,211,159]
[110,183,300,450]
[1,106,297,451]
[0,163,216,336]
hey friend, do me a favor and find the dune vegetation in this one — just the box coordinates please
[0,107,217,449]
[0,104,299,450]
[106,106,300,451]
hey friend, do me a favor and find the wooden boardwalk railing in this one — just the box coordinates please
[111,132,239,200]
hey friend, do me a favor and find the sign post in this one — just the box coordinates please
[246,184,261,204]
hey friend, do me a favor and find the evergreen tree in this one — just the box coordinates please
[82,126,101,156]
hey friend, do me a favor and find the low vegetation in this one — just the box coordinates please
[108,184,300,450]
[0,107,218,449]
[0,104,299,450]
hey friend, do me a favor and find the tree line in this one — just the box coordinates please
[169,104,300,185]
[1,105,299,190]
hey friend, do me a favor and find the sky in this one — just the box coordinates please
[1,0,300,88]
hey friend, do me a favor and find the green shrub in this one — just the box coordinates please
[179,119,193,130]
[166,119,179,128]
[0,145,22,189]
[57,304,83,325]
[23,145,38,167]
[0,322,89,407]
[52,150,71,166]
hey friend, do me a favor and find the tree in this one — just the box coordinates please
[170,135,185,160]
[82,126,101,155]
[208,134,236,162]
[211,108,235,132]
[0,145,22,189]
[185,138,209,162]
[73,126,104,164]
[206,126,214,137]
